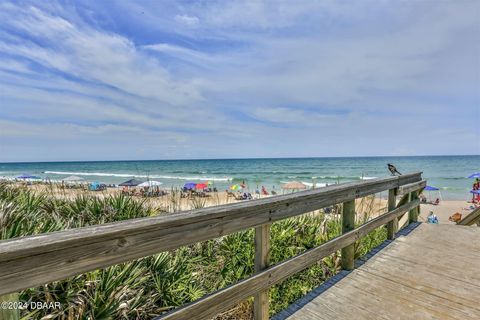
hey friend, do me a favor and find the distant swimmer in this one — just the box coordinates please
[387,164,402,176]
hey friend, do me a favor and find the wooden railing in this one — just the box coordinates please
[0,172,426,320]
[457,206,480,226]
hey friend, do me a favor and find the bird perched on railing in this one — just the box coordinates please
[388,164,402,176]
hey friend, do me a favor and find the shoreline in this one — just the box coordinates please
[3,181,476,225]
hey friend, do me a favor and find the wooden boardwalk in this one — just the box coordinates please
[276,223,480,320]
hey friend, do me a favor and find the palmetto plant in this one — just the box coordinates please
[0,182,388,319]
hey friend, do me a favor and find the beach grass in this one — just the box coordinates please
[0,182,387,319]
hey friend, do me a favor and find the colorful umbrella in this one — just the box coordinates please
[17,173,40,180]
[424,186,439,191]
[282,181,307,190]
[470,190,480,195]
[184,182,196,190]
[195,183,207,189]
[230,184,241,191]
[468,173,480,179]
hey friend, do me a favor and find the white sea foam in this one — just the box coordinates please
[302,181,327,188]
[361,176,377,180]
[43,171,232,181]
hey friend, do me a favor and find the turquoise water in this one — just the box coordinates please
[0,155,478,200]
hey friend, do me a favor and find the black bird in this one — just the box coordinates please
[387,164,402,176]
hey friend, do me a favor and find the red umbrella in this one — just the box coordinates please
[195,183,207,189]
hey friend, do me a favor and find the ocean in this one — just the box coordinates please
[0,155,478,200]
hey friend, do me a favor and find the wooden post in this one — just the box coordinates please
[408,191,418,223]
[341,200,355,271]
[254,224,270,320]
[386,188,398,240]
[0,293,20,320]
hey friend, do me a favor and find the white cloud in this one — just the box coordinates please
[174,14,199,27]
[0,0,478,161]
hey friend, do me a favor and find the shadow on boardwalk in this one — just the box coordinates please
[273,222,422,320]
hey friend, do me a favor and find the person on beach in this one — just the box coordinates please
[473,179,480,203]
[427,211,439,224]
[261,186,269,195]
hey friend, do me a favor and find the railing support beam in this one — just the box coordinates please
[341,200,355,270]
[254,224,270,320]
[409,191,419,223]
[387,188,398,240]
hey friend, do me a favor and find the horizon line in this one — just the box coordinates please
[1,154,479,165]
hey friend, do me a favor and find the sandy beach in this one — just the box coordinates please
[419,201,477,224]
[14,182,476,225]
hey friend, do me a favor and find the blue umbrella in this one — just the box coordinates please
[468,173,480,179]
[89,182,101,191]
[424,186,439,191]
[17,173,41,179]
[118,179,143,187]
[470,190,480,195]
[184,182,196,190]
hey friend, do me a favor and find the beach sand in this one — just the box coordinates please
[419,200,476,224]
[14,182,477,225]
[18,182,388,216]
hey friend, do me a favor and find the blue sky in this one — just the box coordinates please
[0,0,479,162]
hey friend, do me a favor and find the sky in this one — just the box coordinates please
[0,0,479,162]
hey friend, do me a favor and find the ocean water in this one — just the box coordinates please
[0,155,478,200]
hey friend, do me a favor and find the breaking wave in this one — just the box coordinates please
[43,171,233,181]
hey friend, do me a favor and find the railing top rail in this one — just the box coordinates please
[0,172,422,296]
[0,172,421,257]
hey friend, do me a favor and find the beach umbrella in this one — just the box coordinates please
[282,181,307,190]
[423,185,442,202]
[89,181,101,191]
[138,180,162,187]
[195,183,207,190]
[63,175,85,182]
[230,184,241,191]
[468,173,480,179]
[470,190,480,195]
[118,179,144,187]
[184,182,196,190]
[17,173,40,180]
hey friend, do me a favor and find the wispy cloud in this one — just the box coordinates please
[0,0,478,161]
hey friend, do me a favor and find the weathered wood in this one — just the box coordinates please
[0,173,422,296]
[398,180,426,195]
[283,224,480,320]
[159,200,419,320]
[394,192,410,230]
[254,224,270,320]
[457,207,480,226]
[341,200,355,270]
[394,181,424,230]
[386,188,397,240]
[408,191,419,223]
[0,293,20,320]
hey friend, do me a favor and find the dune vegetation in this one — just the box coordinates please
[0,182,387,319]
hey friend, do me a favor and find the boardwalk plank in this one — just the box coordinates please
[282,224,480,320]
